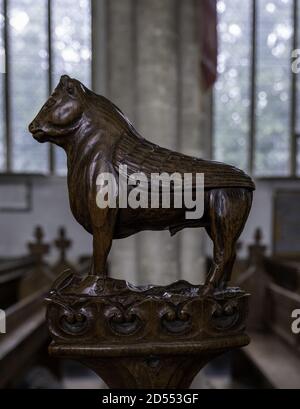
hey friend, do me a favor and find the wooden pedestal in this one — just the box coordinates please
[46,272,250,389]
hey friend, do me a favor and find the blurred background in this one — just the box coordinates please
[0,0,299,389]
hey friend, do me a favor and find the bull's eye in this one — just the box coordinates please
[44,98,56,109]
[67,86,74,95]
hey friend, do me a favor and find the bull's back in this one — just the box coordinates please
[113,132,255,191]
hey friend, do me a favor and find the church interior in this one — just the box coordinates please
[0,0,300,390]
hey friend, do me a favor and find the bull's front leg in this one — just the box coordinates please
[92,226,114,278]
[90,191,118,277]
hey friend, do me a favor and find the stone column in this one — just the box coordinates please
[105,0,138,283]
[92,0,212,286]
[135,0,179,285]
[91,0,107,96]
[177,0,208,284]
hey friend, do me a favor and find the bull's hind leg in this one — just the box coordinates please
[92,226,114,278]
[204,188,252,293]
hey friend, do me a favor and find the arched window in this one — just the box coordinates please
[214,0,300,178]
[0,0,91,175]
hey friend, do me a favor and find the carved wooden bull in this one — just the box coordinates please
[29,75,255,293]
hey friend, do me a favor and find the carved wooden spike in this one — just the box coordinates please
[27,226,49,263]
[54,227,71,262]
[52,227,76,277]
[20,226,52,299]
[254,227,262,245]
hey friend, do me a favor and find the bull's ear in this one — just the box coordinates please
[60,76,76,96]
[66,80,76,96]
[60,75,70,87]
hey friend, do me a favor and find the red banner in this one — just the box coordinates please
[197,0,218,90]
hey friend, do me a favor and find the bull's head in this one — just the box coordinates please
[29,75,85,146]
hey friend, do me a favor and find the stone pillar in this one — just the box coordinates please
[135,0,179,285]
[177,0,208,284]
[91,0,107,96]
[93,0,212,286]
[105,0,138,283]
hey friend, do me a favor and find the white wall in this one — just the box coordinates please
[238,179,300,257]
[0,176,92,263]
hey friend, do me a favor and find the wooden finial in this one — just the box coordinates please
[236,241,243,252]
[28,226,49,262]
[52,227,75,276]
[254,228,262,245]
[54,227,71,262]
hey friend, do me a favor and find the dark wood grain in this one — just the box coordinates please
[46,274,249,389]
[29,75,255,293]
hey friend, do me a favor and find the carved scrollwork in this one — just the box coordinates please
[46,276,249,345]
[103,303,143,336]
[160,302,192,334]
[211,300,240,330]
[46,292,94,339]
[46,274,250,390]
[60,309,89,334]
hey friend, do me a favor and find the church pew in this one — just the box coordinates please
[0,232,93,388]
[232,228,300,388]
[237,282,300,389]
[0,287,48,388]
[0,226,54,306]
[233,332,300,389]
[264,257,300,292]
[264,282,300,354]
[0,225,94,388]
[0,256,39,309]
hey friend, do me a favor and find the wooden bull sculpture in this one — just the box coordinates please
[29,75,255,293]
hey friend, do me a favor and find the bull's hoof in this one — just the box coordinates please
[202,283,215,296]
